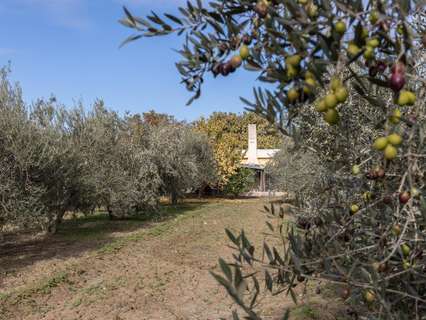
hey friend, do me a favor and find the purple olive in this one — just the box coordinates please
[377,61,387,73]
[389,72,405,92]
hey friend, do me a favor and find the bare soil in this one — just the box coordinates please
[0,199,345,320]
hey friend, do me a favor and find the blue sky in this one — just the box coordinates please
[0,0,260,121]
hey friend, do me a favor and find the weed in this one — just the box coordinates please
[0,292,10,302]
[36,271,70,295]
[71,297,83,308]
[292,304,320,319]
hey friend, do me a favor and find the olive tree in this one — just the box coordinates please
[121,1,426,319]
[146,122,217,204]
[64,101,164,219]
[265,141,326,204]
[0,68,93,233]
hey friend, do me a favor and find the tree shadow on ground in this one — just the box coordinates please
[0,201,208,275]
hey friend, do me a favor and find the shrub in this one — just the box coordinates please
[224,167,255,197]
[122,1,426,319]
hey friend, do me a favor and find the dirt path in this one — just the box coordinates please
[0,199,343,320]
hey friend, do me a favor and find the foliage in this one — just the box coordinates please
[0,68,94,232]
[223,167,255,197]
[43,101,164,223]
[122,1,426,319]
[193,112,282,187]
[144,121,218,204]
[0,69,216,232]
[265,142,326,204]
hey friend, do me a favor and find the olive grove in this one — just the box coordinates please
[0,67,216,233]
[121,1,426,319]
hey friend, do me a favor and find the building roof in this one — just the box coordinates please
[242,149,280,159]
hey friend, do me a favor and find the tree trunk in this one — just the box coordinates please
[56,210,66,225]
[170,192,178,205]
[107,205,116,220]
[46,209,66,234]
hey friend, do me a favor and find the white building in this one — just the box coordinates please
[241,124,280,192]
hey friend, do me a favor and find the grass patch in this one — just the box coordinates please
[97,202,223,254]
[57,202,208,242]
[35,271,70,295]
[1,271,71,307]
[71,297,83,308]
[291,304,321,319]
[0,292,10,302]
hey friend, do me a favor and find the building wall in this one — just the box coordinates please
[241,157,276,167]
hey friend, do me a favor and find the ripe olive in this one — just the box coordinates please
[384,144,397,160]
[230,55,242,69]
[373,137,388,151]
[325,93,338,109]
[397,90,415,106]
[287,65,298,78]
[389,109,401,124]
[330,77,342,91]
[364,290,376,303]
[254,0,268,18]
[239,45,250,60]
[352,165,360,175]
[366,38,380,48]
[307,3,318,18]
[374,167,385,178]
[399,191,410,204]
[387,133,402,146]
[286,54,302,67]
[390,72,405,92]
[305,71,315,80]
[363,191,373,201]
[335,87,348,103]
[324,108,339,125]
[403,260,411,270]
[335,21,346,34]
[401,243,411,257]
[242,34,252,45]
[341,287,351,300]
[369,10,379,24]
[364,46,374,60]
[315,99,327,112]
[410,187,420,198]
[221,62,233,76]
[348,43,361,57]
[360,27,369,39]
[305,77,316,88]
[350,204,360,214]
[287,88,300,102]
[392,224,401,236]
